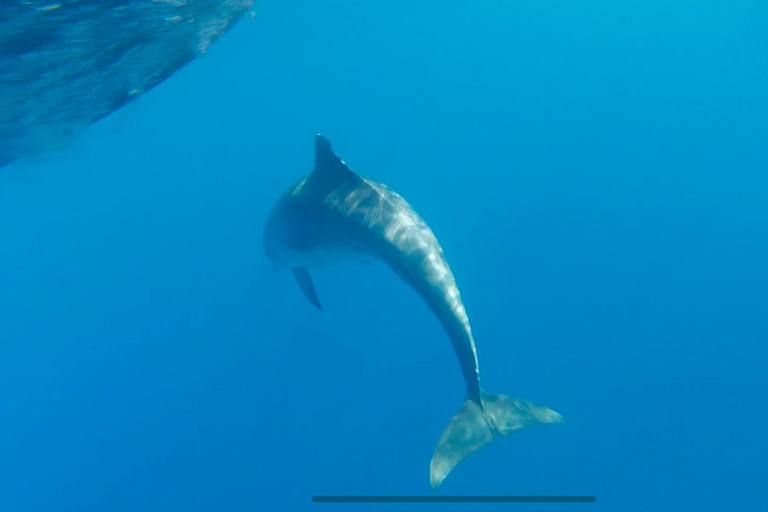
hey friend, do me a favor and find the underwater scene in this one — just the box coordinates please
[1,1,766,510]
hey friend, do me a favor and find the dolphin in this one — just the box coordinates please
[263,135,564,488]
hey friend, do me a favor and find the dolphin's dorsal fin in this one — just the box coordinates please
[312,134,355,183]
[292,268,323,310]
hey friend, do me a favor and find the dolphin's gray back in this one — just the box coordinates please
[316,171,482,402]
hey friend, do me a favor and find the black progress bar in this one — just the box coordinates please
[313,496,596,503]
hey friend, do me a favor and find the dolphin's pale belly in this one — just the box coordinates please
[281,242,374,269]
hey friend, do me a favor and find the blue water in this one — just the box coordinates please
[1,1,766,510]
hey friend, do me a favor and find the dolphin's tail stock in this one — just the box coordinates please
[429,390,564,488]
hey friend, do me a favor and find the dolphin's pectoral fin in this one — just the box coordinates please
[292,268,323,310]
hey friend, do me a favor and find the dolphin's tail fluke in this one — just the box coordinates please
[429,390,563,488]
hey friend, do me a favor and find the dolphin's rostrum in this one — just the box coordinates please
[263,135,563,488]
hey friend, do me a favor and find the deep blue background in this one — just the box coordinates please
[1,1,766,510]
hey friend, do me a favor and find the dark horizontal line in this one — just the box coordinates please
[313,496,596,503]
